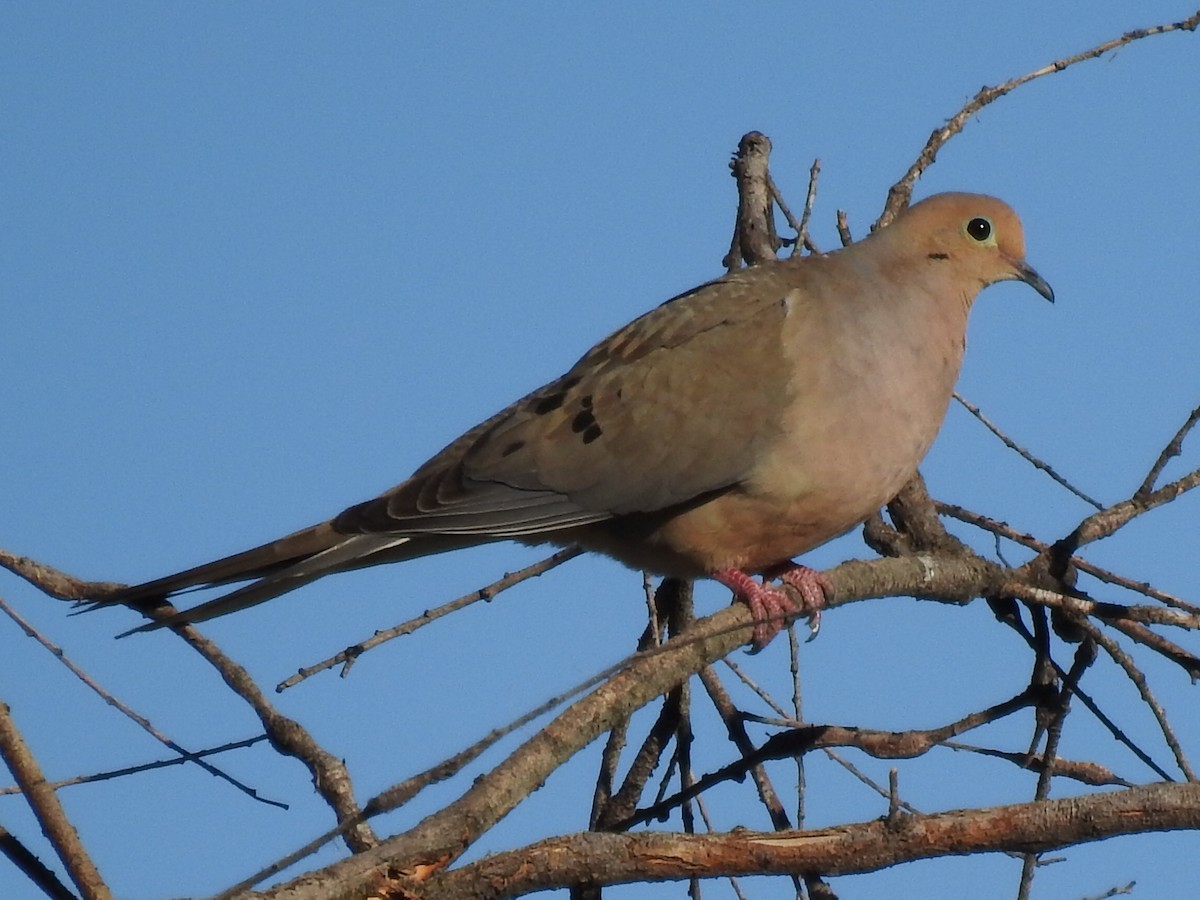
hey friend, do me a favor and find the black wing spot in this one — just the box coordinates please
[928,252,949,260]
[581,394,593,409]
[533,392,566,415]
[571,409,597,433]
[501,440,526,458]
[581,424,603,444]
[532,376,584,415]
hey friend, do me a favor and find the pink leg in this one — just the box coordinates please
[712,563,832,651]
[710,564,835,648]
[762,561,832,640]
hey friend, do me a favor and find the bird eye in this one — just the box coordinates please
[966,217,993,242]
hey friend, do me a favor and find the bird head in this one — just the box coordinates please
[895,192,1055,303]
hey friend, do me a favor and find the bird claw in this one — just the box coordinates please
[711,564,832,651]
[776,562,831,644]
[804,608,822,643]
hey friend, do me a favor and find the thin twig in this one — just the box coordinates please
[0,597,283,808]
[1109,619,1200,680]
[276,548,581,691]
[1079,882,1136,900]
[697,668,792,831]
[1078,618,1196,781]
[168,623,378,851]
[1051,464,1200,553]
[953,393,1103,509]
[789,158,821,256]
[835,209,852,247]
[789,625,806,829]
[998,612,1176,782]
[0,737,268,796]
[623,690,1037,828]
[722,658,790,719]
[880,9,1200,222]
[938,502,1200,614]
[1018,640,1096,900]
[600,693,683,830]
[1001,583,1200,633]
[0,548,123,602]
[942,742,1130,787]
[1137,403,1200,497]
[0,822,79,900]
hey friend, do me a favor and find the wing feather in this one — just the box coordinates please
[337,261,805,538]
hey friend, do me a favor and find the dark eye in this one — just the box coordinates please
[966,217,992,242]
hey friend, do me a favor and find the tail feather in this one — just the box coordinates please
[112,522,344,604]
[109,528,498,634]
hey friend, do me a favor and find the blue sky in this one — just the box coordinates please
[3,4,1199,898]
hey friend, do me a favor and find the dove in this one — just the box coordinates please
[101,192,1052,648]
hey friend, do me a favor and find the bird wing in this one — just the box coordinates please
[335,262,804,538]
[101,260,810,629]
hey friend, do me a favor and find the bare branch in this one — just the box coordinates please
[1079,619,1197,781]
[0,698,109,900]
[0,548,122,602]
[1080,882,1136,900]
[0,737,267,797]
[1138,403,1200,497]
[880,10,1200,222]
[167,622,377,851]
[942,742,1130,787]
[276,548,581,691]
[723,131,780,269]
[786,158,821,256]
[1052,466,1200,553]
[420,784,1200,900]
[937,502,1200,614]
[0,596,283,808]
[953,393,1103,509]
[624,689,1037,828]
[697,667,793,830]
[0,822,79,900]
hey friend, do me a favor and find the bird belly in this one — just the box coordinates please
[650,488,864,573]
[541,479,892,578]
[639,384,949,574]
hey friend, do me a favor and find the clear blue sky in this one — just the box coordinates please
[3,4,1199,898]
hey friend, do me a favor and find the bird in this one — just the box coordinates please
[99,192,1053,648]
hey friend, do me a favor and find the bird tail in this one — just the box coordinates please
[96,523,492,635]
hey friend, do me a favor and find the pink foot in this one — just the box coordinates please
[763,561,833,641]
[712,564,833,651]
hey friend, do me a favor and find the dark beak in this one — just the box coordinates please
[1012,258,1055,303]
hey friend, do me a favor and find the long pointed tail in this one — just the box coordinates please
[111,522,344,604]
[100,523,491,634]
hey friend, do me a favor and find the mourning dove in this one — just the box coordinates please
[102,192,1052,647]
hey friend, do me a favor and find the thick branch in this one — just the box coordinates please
[420,783,1200,900]
[723,131,780,268]
[243,550,1057,899]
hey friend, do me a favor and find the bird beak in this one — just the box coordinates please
[1010,258,1055,303]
